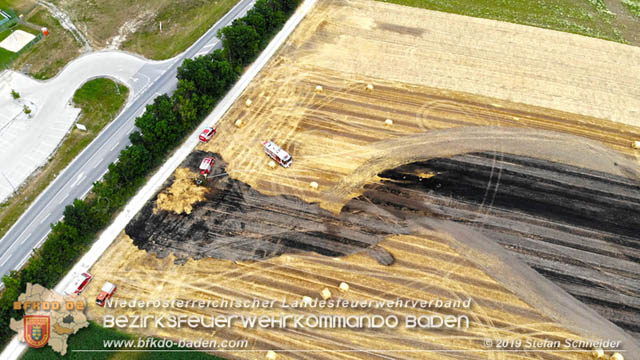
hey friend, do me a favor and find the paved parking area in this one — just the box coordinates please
[0,51,172,203]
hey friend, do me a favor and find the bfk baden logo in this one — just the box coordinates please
[10,283,88,355]
[23,315,50,348]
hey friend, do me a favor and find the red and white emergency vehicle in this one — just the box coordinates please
[96,282,117,306]
[64,272,92,295]
[195,157,215,185]
[199,157,214,175]
[199,127,216,142]
[263,140,292,168]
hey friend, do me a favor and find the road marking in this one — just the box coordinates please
[92,160,101,169]
[72,172,85,187]
[110,141,120,152]
[99,168,109,180]
[36,229,51,248]
[39,213,50,225]
[15,257,28,270]
[0,242,16,264]
[4,240,18,257]
[19,232,32,245]
[58,193,69,205]
[80,187,91,199]
[0,256,9,267]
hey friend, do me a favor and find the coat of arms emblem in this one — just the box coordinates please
[24,315,50,348]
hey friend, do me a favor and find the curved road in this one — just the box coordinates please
[0,0,256,282]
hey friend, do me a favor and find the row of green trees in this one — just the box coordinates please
[0,0,302,347]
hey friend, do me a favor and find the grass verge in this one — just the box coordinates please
[0,78,128,241]
[0,1,36,14]
[623,0,640,17]
[12,8,82,79]
[376,0,626,43]
[121,0,240,60]
[22,321,222,359]
[0,47,18,69]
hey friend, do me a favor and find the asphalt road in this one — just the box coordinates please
[0,0,256,282]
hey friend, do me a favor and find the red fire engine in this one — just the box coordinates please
[195,157,214,185]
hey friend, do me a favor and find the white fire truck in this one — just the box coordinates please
[263,140,292,167]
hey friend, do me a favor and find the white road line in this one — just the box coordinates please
[92,160,101,169]
[19,233,32,245]
[39,213,51,225]
[58,193,69,205]
[0,257,9,267]
[98,168,109,180]
[3,241,18,258]
[5,188,55,245]
[71,172,85,187]
[80,187,91,199]
[16,257,28,270]
[131,73,150,90]
[109,141,120,152]
[36,229,51,248]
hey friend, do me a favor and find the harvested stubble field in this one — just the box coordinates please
[85,0,640,358]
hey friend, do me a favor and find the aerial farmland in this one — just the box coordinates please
[77,0,640,359]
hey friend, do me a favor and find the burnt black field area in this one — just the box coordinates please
[126,151,640,339]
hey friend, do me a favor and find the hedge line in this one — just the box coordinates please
[0,0,302,348]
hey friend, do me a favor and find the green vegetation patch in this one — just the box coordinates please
[13,24,40,36]
[0,1,26,11]
[73,78,129,129]
[23,322,221,359]
[0,29,11,42]
[0,1,39,21]
[122,0,241,60]
[0,47,17,71]
[623,0,640,17]
[13,8,82,79]
[376,0,625,43]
